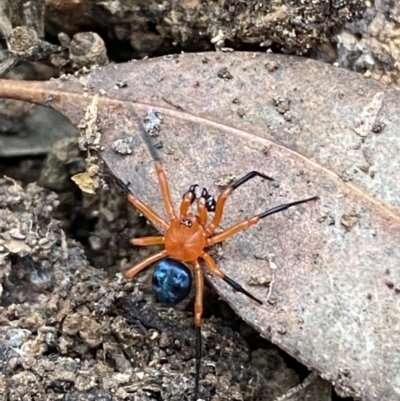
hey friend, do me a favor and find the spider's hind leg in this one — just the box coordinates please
[201,252,262,304]
[192,260,205,399]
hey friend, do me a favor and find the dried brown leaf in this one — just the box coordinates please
[0,52,399,401]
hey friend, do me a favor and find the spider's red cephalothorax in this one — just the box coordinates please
[164,216,207,262]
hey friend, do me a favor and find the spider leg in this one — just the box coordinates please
[207,171,274,234]
[124,249,168,279]
[127,194,169,231]
[130,236,165,246]
[202,252,262,304]
[193,260,204,328]
[193,260,204,400]
[194,326,201,400]
[154,161,177,220]
[112,177,169,231]
[208,196,319,246]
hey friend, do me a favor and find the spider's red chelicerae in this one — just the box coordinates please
[119,150,317,399]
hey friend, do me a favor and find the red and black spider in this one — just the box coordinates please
[114,113,318,399]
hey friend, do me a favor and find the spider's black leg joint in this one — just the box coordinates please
[223,276,263,305]
[194,326,202,400]
[258,196,319,220]
[183,184,199,204]
[100,172,132,194]
[113,177,132,193]
[201,188,216,212]
[230,171,274,190]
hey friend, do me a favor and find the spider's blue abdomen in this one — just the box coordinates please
[152,258,192,305]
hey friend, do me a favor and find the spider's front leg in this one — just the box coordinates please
[114,177,169,231]
[207,171,274,234]
[154,161,177,220]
